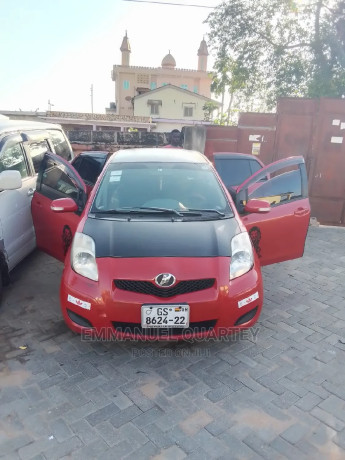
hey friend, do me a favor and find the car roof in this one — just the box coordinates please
[213,152,261,161]
[109,148,209,164]
[79,151,109,158]
[0,119,62,137]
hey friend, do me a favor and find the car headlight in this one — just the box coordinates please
[230,232,254,280]
[71,232,98,281]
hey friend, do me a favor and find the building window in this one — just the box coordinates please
[193,86,198,93]
[150,104,159,115]
[123,80,130,90]
[137,74,149,85]
[148,99,162,115]
[150,82,157,90]
[184,107,193,117]
[181,84,188,90]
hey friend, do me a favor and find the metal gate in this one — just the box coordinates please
[238,98,345,225]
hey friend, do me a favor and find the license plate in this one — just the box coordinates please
[141,304,189,328]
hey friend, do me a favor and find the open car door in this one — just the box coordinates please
[31,152,87,262]
[234,156,310,266]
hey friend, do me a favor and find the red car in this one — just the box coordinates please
[30,148,310,340]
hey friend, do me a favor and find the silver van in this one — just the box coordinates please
[0,119,74,296]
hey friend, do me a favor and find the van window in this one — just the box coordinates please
[0,142,28,178]
[28,140,50,173]
[48,130,73,161]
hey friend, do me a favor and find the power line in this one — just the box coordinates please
[123,0,216,8]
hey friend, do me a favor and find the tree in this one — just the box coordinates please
[210,53,250,123]
[202,101,219,121]
[206,0,345,109]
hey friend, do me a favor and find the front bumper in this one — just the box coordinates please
[60,256,263,340]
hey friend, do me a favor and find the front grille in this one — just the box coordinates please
[114,278,215,298]
[112,320,217,337]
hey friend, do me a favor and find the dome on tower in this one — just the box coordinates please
[161,51,176,68]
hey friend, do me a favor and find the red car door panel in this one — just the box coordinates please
[235,156,311,266]
[31,153,87,262]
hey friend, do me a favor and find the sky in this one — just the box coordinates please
[0,0,222,114]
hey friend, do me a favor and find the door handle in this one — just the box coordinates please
[27,188,35,196]
[294,207,309,217]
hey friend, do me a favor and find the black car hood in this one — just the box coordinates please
[82,217,239,258]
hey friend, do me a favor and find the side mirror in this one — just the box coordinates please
[0,170,22,190]
[244,199,271,213]
[51,197,78,213]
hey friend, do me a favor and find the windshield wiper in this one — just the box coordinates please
[188,208,227,217]
[134,206,184,216]
[92,207,229,219]
[93,206,184,216]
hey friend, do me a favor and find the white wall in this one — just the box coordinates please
[134,87,208,120]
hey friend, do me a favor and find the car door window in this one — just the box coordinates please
[234,156,308,214]
[39,157,79,201]
[48,129,73,161]
[249,169,302,206]
[27,140,50,173]
[0,142,29,178]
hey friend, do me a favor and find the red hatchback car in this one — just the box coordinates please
[30,148,310,340]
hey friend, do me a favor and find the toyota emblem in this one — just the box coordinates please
[155,273,176,288]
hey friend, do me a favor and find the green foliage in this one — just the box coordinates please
[213,113,229,125]
[202,101,219,120]
[206,0,345,109]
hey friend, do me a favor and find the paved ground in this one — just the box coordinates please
[1,226,345,460]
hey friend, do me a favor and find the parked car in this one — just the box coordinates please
[213,152,265,188]
[70,151,110,192]
[25,147,310,340]
[0,120,107,297]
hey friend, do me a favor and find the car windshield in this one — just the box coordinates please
[91,161,232,217]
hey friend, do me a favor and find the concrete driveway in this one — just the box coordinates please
[1,226,345,459]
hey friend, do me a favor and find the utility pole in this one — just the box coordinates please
[48,99,54,111]
[90,84,94,114]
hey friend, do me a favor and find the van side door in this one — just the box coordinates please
[0,135,37,270]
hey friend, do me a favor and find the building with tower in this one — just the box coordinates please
[1,33,219,136]
[110,32,219,128]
